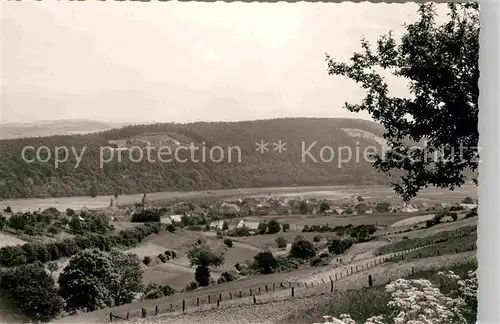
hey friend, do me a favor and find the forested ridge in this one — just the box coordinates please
[0,118,395,199]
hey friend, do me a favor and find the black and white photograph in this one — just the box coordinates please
[0,2,482,324]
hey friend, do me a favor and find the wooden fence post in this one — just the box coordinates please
[219,293,222,301]
[265,284,268,292]
[109,312,113,322]
[182,300,185,313]
[126,312,129,320]
[253,295,256,304]
[291,287,295,297]
[197,297,199,306]
[217,299,220,307]
[258,287,261,294]
[273,283,275,291]
[141,308,146,318]
[208,295,211,304]
[230,292,233,300]
[155,305,158,315]
[170,304,173,311]
[330,280,334,292]
[412,266,415,275]
[239,290,242,298]
[368,275,373,287]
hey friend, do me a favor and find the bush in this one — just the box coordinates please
[162,285,176,296]
[275,236,288,249]
[3,206,13,213]
[184,281,198,291]
[131,209,162,222]
[47,225,60,235]
[465,208,478,218]
[267,219,281,234]
[216,230,223,238]
[462,196,474,204]
[227,227,250,237]
[289,238,316,260]
[282,223,290,232]
[143,284,176,299]
[450,212,458,221]
[217,270,239,284]
[375,202,391,213]
[143,256,152,265]
[310,255,330,267]
[165,249,177,259]
[0,214,7,230]
[158,253,167,263]
[224,238,233,248]
[313,235,322,242]
[164,223,175,232]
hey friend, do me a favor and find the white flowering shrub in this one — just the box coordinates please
[315,270,477,324]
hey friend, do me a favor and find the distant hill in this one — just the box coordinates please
[0,119,144,140]
[0,118,400,199]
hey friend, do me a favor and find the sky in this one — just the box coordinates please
[1,2,446,124]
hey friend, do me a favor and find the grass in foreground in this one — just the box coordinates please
[281,261,477,324]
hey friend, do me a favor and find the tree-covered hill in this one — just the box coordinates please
[0,118,396,199]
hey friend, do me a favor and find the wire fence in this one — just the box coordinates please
[108,229,476,323]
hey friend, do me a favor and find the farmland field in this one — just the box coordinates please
[0,184,477,212]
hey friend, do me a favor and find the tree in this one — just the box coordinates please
[253,251,278,274]
[462,196,474,204]
[0,262,64,321]
[299,201,309,214]
[257,222,268,235]
[267,219,281,234]
[69,216,85,234]
[289,238,316,260]
[0,214,7,230]
[58,249,142,312]
[187,245,224,287]
[326,3,479,201]
[222,221,229,231]
[275,236,288,249]
[47,261,59,277]
[376,202,392,213]
[224,238,233,248]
